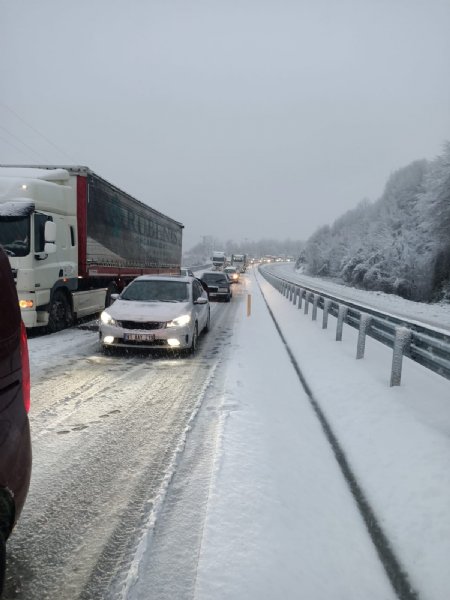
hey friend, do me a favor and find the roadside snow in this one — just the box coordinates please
[268,262,450,333]
[193,268,450,600]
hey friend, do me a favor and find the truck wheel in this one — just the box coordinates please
[48,291,70,333]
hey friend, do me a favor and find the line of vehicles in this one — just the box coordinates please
[211,251,248,273]
[0,165,249,594]
[0,165,183,333]
[0,241,243,594]
[98,265,242,352]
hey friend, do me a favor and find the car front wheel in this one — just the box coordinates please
[188,323,198,354]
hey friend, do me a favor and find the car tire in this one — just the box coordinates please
[204,309,210,333]
[47,291,71,333]
[226,293,231,302]
[188,323,198,355]
[0,531,5,597]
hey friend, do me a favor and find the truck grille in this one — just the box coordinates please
[119,320,166,330]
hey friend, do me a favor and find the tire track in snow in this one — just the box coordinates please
[255,270,419,600]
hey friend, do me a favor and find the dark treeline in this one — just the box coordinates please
[300,142,450,302]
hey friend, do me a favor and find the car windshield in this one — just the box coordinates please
[121,280,189,302]
[202,274,228,284]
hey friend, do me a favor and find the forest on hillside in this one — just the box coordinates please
[300,143,450,302]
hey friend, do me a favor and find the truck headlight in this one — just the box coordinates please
[167,314,191,328]
[101,311,116,326]
[19,299,34,309]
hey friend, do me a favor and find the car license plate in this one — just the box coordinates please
[218,287,228,292]
[124,333,155,342]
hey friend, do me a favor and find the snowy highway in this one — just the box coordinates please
[3,286,243,599]
[4,269,450,600]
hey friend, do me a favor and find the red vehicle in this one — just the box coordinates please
[0,165,183,332]
[0,247,32,593]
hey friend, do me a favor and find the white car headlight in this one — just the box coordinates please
[167,314,191,328]
[101,311,117,326]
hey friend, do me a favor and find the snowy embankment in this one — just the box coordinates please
[268,263,450,333]
[194,268,450,600]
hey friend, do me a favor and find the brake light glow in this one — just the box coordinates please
[20,321,31,413]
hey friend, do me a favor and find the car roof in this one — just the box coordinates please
[133,274,193,283]
[201,271,227,276]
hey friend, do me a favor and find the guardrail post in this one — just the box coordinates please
[356,314,372,359]
[312,294,318,321]
[298,288,303,309]
[322,299,331,329]
[289,285,294,302]
[304,292,310,314]
[336,305,348,341]
[390,327,412,386]
[293,287,298,304]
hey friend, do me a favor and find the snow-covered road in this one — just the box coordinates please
[5,269,450,600]
[4,296,240,599]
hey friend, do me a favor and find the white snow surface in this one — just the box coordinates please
[192,268,450,600]
[24,267,450,599]
[269,262,450,333]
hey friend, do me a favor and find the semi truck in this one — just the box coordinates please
[0,165,183,332]
[231,253,247,272]
[211,251,226,270]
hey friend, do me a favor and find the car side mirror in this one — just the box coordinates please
[110,293,119,301]
[195,297,208,305]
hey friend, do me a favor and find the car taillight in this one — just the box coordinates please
[20,321,31,413]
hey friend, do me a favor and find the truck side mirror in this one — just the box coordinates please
[44,221,56,243]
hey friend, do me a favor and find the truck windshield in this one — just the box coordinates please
[0,216,31,257]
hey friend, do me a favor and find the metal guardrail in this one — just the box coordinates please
[259,267,450,386]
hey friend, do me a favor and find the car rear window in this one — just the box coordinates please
[202,274,228,284]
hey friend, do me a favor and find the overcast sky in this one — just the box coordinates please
[1,0,449,251]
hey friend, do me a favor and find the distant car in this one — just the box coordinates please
[0,247,32,593]
[224,266,240,283]
[99,275,210,353]
[200,271,232,302]
[179,267,195,277]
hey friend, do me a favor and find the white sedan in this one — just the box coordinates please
[99,275,210,353]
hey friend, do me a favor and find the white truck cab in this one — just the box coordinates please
[0,168,101,330]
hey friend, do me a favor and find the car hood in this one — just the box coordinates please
[106,299,192,322]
